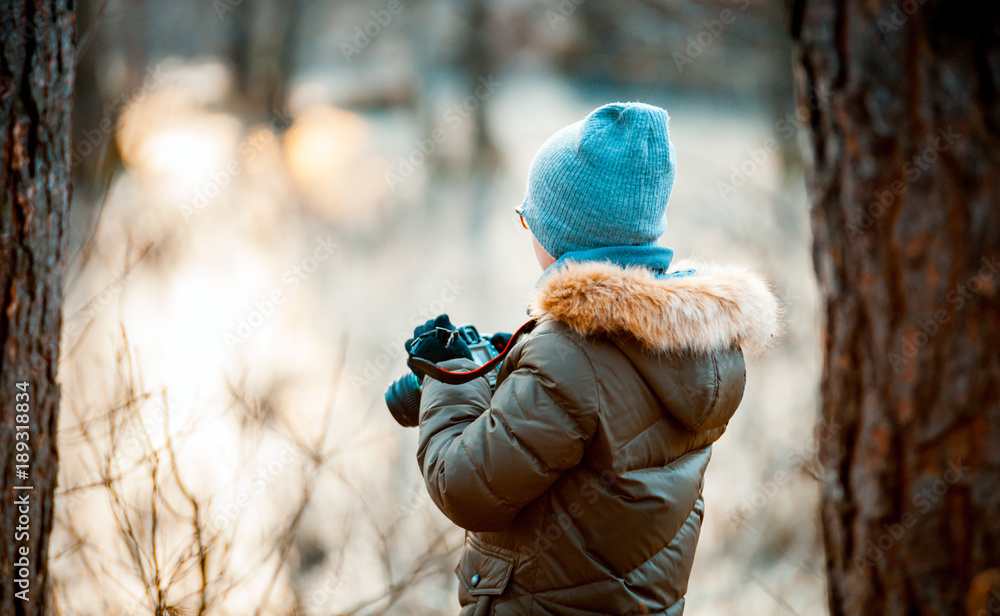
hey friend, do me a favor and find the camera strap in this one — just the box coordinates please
[408,319,538,385]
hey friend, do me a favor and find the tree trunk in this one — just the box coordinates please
[792,2,1000,615]
[0,1,75,614]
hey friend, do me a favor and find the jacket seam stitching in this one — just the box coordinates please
[613,416,669,460]
[461,391,559,513]
[622,495,704,579]
[518,329,601,444]
[522,327,600,616]
[528,499,544,616]
[546,328,602,432]
[459,437,521,515]
[506,388,568,470]
[469,533,517,561]
[695,351,722,430]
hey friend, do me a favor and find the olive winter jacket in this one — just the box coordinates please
[417,259,780,615]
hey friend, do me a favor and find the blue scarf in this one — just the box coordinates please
[540,245,695,281]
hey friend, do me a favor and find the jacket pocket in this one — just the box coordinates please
[456,534,516,606]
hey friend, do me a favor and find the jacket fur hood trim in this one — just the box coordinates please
[529,258,782,358]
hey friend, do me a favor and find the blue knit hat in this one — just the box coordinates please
[519,102,676,260]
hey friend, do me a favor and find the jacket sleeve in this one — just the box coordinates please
[415,331,600,532]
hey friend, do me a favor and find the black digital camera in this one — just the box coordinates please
[384,325,501,427]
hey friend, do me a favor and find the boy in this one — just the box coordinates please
[406,102,781,615]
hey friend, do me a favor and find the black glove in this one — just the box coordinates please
[404,314,473,381]
[489,332,513,353]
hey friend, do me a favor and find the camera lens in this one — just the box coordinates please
[384,373,422,427]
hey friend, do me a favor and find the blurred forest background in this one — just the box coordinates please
[54,0,824,614]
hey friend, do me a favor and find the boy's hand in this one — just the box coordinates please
[405,314,473,381]
[489,332,513,353]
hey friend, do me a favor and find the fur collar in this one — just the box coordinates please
[529,259,781,357]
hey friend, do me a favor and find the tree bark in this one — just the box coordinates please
[0,1,75,614]
[792,1,1000,615]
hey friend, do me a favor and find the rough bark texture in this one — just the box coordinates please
[792,1,1000,615]
[0,1,75,614]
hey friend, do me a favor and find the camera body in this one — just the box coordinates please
[384,324,500,427]
[454,324,502,389]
